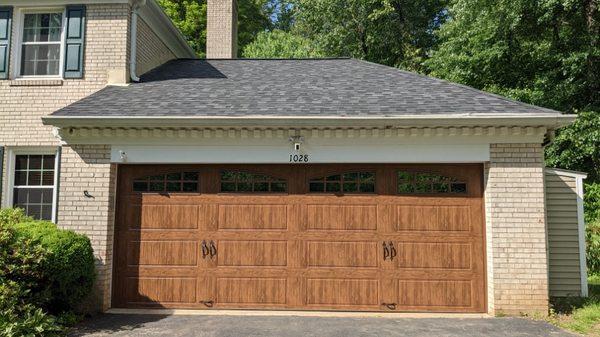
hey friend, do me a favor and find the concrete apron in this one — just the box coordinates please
[107,308,491,319]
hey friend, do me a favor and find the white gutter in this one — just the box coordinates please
[130,0,146,82]
[42,114,576,129]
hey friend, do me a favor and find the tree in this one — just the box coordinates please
[158,0,273,57]
[292,0,448,72]
[243,30,324,58]
[158,0,207,57]
[426,0,599,113]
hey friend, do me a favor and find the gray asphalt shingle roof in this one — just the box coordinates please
[51,58,562,117]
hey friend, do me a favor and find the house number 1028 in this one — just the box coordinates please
[289,154,309,163]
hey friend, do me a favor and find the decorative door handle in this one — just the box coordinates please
[381,302,397,310]
[209,240,217,258]
[200,300,214,307]
[201,240,209,259]
[382,242,390,260]
[389,242,397,261]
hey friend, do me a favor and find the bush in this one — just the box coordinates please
[0,208,96,336]
[588,220,600,275]
[585,183,600,224]
[11,221,96,313]
[0,221,62,336]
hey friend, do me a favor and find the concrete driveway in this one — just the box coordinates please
[69,313,577,337]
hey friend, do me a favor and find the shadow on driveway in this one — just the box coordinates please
[69,314,577,337]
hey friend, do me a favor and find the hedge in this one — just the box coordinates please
[0,208,96,336]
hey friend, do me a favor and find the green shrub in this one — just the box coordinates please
[585,182,600,224]
[11,221,96,313]
[588,220,600,275]
[0,222,62,336]
[0,208,31,226]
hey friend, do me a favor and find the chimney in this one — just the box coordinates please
[206,0,238,59]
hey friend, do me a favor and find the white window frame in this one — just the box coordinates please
[2,147,60,223]
[12,7,66,79]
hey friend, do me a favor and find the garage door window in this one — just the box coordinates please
[397,171,467,194]
[220,170,287,193]
[309,172,375,193]
[132,172,199,192]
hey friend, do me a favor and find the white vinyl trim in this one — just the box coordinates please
[575,174,589,297]
[3,147,60,223]
[110,144,491,164]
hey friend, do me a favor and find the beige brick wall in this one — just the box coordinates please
[485,143,549,315]
[0,3,130,205]
[57,145,117,310]
[136,17,176,76]
[206,0,237,58]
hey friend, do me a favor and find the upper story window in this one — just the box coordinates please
[19,12,64,77]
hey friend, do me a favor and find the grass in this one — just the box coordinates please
[547,275,600,336]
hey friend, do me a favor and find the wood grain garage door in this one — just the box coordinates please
[112,164,486,312]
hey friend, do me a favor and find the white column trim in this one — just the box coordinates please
[575,175,588,297]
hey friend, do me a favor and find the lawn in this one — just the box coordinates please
[547,275,600,336]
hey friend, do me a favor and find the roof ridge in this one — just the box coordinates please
[177,57,352,61]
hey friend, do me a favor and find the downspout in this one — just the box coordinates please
[130,0,146,82]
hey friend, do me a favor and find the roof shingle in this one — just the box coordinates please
[51,58,562,117]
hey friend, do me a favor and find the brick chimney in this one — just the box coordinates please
[206,0,238,58]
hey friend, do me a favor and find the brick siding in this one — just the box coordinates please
[485,143,549,315]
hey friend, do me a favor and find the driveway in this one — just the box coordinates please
[69,313,577,337]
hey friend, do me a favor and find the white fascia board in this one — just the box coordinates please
[111,143,490,164]
[42,114,576,129]
[545,168,588,179]
[137,0,196,58]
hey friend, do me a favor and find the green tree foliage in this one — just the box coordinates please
[426,0,599,113]
[292,0,448,71]
[588,220,600,274]
[243,29,324,58]
[158,0,273,57]
[158,0,207,57]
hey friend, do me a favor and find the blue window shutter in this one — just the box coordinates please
[64,5,86,79]
[0,7,12,80]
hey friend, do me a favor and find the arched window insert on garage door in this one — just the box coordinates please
[220,171,287,193]
[309,172,376,193]
[132,172,199,192]
[397,171,467,194]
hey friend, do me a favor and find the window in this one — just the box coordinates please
[19,11,63,77]
[309,172,375,193]
[220,171,287,193]
[132,172,199,193]
[12,154,56,221]
[397,171,467,194]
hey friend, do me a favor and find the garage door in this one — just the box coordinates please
[112,164,486,312]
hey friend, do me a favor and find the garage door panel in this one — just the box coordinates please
[396,280,472,308]
[139,205,199,230]
[126,277,197,304]
[306,205,378,231]
[216,278,287,305]
[127,241,198,266]
[395,242,472,269]
[218,204,288,230]
[306,278,379,306]
[306,241,378,268]
[114,164,486,312]
[396,205,471,232]
[219,240,288,267]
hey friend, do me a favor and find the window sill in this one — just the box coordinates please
[9,79,64,87]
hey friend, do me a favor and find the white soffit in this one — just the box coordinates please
[111,144,490,164]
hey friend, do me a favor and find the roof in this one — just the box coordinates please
[49,58,567,121]
[545,168,588,179]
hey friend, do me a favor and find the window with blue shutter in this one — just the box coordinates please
[0,7,12,79]
[63,5,85,79]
